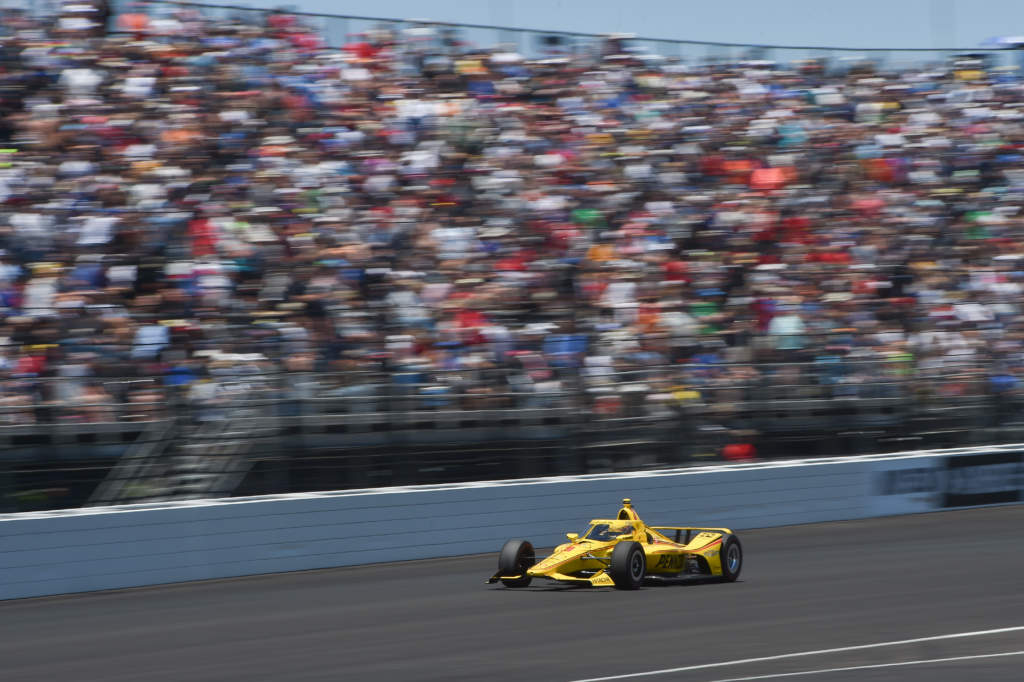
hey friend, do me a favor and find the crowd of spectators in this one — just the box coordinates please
[0,1,1022,428]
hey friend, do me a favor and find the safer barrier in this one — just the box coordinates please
[2,444,1022,600]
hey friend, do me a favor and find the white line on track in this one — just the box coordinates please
[708,650,1024,681]
[569,625,1024,682]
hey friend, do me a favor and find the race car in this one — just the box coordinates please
[486,498,742,589]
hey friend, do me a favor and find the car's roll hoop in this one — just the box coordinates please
[617,498,640,521]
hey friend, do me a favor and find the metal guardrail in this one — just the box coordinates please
[0,355,1004,422]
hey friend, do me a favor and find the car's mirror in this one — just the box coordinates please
[566,533,579,542]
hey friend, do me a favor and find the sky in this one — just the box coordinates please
[241,0,1024,50]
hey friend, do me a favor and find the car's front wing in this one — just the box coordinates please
[486,569,615,587]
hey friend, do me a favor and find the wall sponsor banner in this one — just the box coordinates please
[943,452,1022,508]
[871,451,1024,515]
[871,458,943,515]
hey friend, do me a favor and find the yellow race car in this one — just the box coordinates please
[486,499,742,590]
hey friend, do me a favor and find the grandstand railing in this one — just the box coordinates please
[0,354,1000,412]
[128,0,1017,70]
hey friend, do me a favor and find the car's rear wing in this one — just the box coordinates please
[649,526,734,544]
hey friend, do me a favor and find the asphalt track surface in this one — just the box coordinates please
[3,507,1024,682]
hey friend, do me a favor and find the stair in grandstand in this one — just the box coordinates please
[86,419,178,506]
[163,419,259,500]
[87,411,277,505]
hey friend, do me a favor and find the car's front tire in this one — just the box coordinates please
[498,539,535,587]
[720,535,742,582]
[609,541,646,590]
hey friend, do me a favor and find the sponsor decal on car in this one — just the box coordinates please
[654,554,686,570]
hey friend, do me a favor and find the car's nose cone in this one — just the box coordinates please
[529,544,596,574]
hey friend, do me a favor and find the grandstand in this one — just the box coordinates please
[2,0,1024,511]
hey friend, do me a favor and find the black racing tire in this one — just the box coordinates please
[720,535,743,582]
[498,539,535,587]
[609,541,646,590]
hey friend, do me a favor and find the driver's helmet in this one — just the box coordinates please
[610,523,633,537]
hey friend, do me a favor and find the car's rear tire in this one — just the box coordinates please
[720,535,742,582]
[498,539,535,587]
[609,541,646,590]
